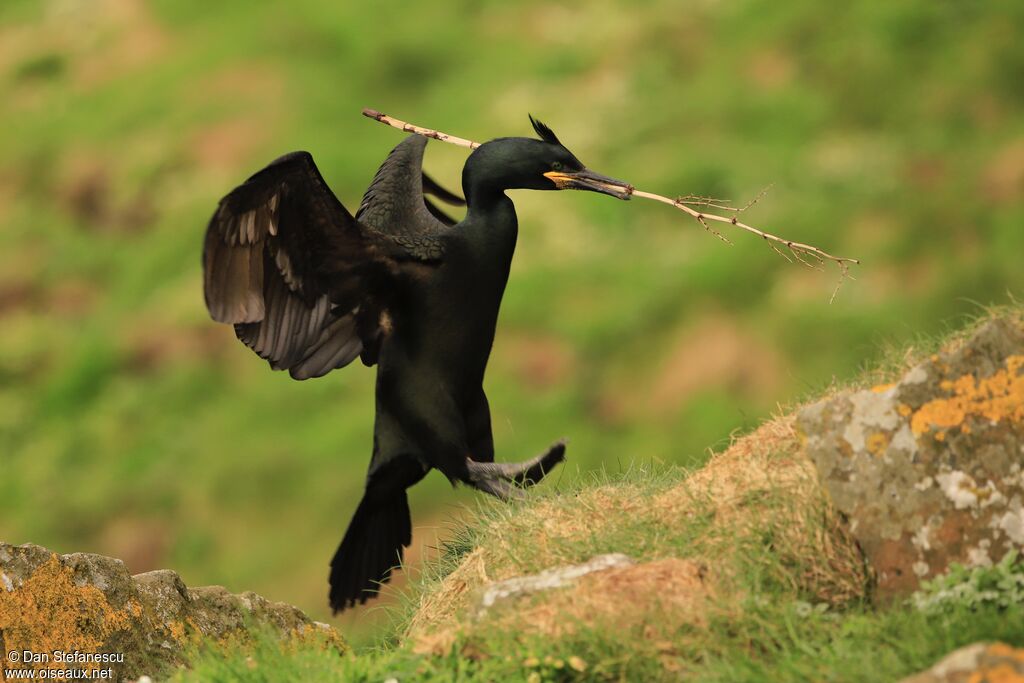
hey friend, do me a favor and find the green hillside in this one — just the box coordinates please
[1,0,1022,643]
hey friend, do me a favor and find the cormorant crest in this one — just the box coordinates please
[529,115,562,146]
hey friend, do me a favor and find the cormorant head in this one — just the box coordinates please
[463,116,633,201]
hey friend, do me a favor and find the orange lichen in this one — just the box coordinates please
[898,403,913,417]
[866,432,889,456]
[987,643,1024,662]
[872,382,896,393]
[1,549,347,681]
[168,619,187,641]
[981,663,1024,683]
[974,486,994,503]
[960,644,1024,683]
[911,354,1024,435]
[935,431,946,442]
[0,555,135,674]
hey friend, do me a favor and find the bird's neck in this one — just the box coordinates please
[462,187,518,253]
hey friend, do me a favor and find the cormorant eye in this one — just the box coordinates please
[551,161,564,172]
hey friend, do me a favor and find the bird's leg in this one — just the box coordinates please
[464,470,524,501]
[464,439,567,499]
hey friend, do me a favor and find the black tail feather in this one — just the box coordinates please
[329,490,412,613]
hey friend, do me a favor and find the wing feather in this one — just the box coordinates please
[203,151,443,379]
[356,135,463,240]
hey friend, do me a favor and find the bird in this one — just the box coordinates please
[201,115,633,613]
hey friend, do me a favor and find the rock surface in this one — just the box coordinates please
[477,553,635,616]
[0,542,344,681]
[413,552,715,656]
[897,642,1024,683]
[799,317,1024,599]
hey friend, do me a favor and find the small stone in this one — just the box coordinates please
[477,553,634,614]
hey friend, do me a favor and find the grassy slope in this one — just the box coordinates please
[171,308,1024,681]
[1,0,1023,643]
[175,602,1024,683]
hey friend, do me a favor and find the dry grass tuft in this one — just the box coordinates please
[655,414,869,606]
[653,414,805,520]
[404,412,871,658]
[488,558,714,641]
[406,548,489,643]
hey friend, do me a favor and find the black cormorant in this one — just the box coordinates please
[201,116,633,612]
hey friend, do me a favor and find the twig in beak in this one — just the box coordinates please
[629,189,860,302]
[362,107,861,301]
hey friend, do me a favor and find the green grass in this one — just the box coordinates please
[2,0,1023,645]
[171,461,1024,683]
[168,306,1024,681]
[173,604,1024,683]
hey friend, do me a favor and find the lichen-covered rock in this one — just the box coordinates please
[798,317,1024,599]
[0,543,345,681]
[897,642,1024,683]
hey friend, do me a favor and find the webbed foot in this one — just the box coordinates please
[465,439,567,500]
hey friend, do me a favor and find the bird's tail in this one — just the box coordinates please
[329,489,412,613]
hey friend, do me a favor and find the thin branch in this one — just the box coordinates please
[676,194,737,211]
[696,213,732,244]
[740,184,773,212]
[362,107,861,300]
[630,189,859,298]
[769,241,794,264]
[362,108,480,149]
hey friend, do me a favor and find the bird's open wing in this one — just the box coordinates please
[356,135,465,234]
[202,151,442,379]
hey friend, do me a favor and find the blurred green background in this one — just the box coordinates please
[1,0,1022,642]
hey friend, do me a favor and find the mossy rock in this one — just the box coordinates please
[799,316,1024,600]
[0,543,346,681]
